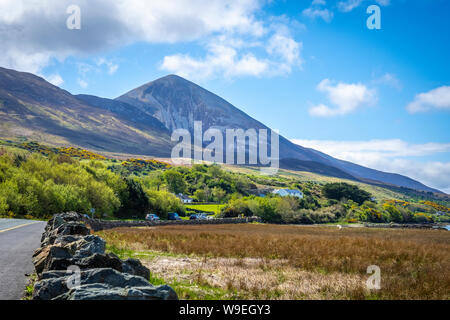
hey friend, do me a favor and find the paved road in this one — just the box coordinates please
[0,219,46,300]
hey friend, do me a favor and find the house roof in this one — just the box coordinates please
[273,189,303,195]
[176,193,193,200]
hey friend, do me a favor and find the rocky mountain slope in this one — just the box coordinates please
[0,67,441,193]
[0,67,172,156]
[117,75,440,193]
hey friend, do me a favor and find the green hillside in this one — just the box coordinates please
[1,140,448,225]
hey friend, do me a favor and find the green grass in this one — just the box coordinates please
[185,204,225,215]
[22,273,37,300]
[105,244,234,299]
[106,244,189,260]
[149,273,233,300]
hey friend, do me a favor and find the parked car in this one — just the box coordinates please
[168,212,182,221]
[196,214,208,220]
[189,214,198,220]
[145,213,160,221]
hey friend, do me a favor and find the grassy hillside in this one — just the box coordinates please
[1,140,448,223]
[224,165,447,204]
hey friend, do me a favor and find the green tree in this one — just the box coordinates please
[116,178,150,219]
[163,170,186,194]
[322,183,372,205]
[212,187,227,203]
[193,189,208,202]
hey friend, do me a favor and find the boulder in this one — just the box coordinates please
[56,283,178,300]
[43,253,124,274]
[32,245,72,276]
[53,235,84,246]
[41,222,90,247]
[33,268,177,300]
[76,253,123,271]
[63,235,106,258]
[122,258,151,280]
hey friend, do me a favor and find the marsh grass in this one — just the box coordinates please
[99,224,450,300]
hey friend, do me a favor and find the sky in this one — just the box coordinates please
[0,0,449,192]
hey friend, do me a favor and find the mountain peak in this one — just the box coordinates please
[150,74,193,85]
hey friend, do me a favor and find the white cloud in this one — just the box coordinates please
[45,74,64,86]
[161,45,269,80]
[302,7,334,23]
[337,0,390,12]
[292,139,450,193]
[302,0,334,23]
[0,0,265,73]
[406,86,450,113]
[309,79,376,117]
[77,79,88,88]
[161,27,303,80]
[337,0,364,12]
[302,1,334,23]
[371,73,401,89]
[97,58,119,75]
[267,34,301,65]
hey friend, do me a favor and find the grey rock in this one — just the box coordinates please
[33,212,178,301]
[76,253,123,271]
[53,235,83,246]
[41,221,90,247]
[44,253,124,274]
[57,283,178,300]
[33,268,176,300]
[65,235,106,258]
[32,245,73,275]
[122,258,150,280]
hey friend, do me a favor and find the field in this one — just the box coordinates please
[98,224,450,300]
[185,204,225,215]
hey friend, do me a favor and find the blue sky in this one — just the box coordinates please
[0,0,449,192]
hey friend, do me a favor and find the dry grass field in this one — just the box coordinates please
[98,224,450,300]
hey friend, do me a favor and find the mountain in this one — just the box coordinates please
[0,67,172,156]
[117,75,440,193]
[0,67,441,193]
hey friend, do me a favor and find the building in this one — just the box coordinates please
[272,189,304,199]
[176,193,193,204]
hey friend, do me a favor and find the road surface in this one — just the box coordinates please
[0,219,46,300]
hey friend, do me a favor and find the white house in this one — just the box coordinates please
[272,189,304,199]
[176,193,193,204]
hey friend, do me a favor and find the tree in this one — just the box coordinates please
[146,190,185,219]
[383,203,403,222]
[116,178,150,219]
[212,187,227,203]
[322,183,372,205]
[163,170,186,194]
[193,189,208,202]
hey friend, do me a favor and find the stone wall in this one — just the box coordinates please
[85,217,262,232]
[31,212,178,300]
[363,222,447,230]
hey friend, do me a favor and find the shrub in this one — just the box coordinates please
[322,183,372,205]
[0,153,121,219]
[116,178,150,219]
[145,190,185,219]
[413,212,435,223]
